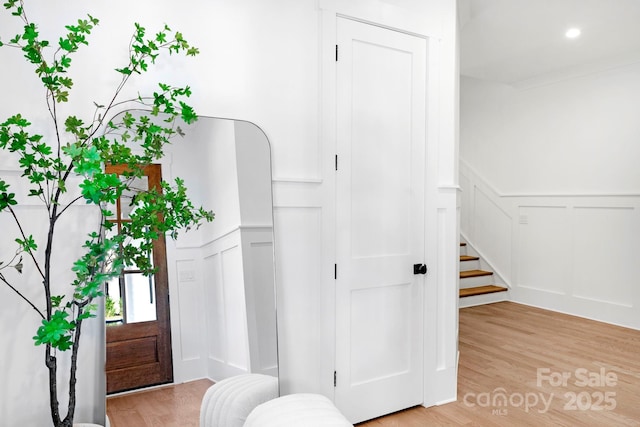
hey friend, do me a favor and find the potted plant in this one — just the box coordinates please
[0,1,213,426]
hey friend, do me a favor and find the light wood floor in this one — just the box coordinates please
[107,378,213,427]
[358,302,640,426]
[107,302,640,426]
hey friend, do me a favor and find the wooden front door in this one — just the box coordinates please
[335,17,427,423]
[105,164,173,394]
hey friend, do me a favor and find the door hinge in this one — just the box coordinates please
[334,264,337,279]
[334,370,337,387]
[335,154,338,171]
[335,44,338,61]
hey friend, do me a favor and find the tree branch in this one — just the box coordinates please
[61,298,89,427]
[45,345,62,427]
[54,195,84,220]
[7,205,45,280]
[0,274,45,320]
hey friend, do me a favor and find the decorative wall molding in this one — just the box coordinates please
[460,160,640,330]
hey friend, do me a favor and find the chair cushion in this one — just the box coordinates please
[244,393,353,427]
[200,374,279,427]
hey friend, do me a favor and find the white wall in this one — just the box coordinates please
[0,0,458,423]
[461,68,640,194]
[460,67,640,330]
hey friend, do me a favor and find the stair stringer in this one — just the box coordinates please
[460,232,511,290]
[459,234,511,308]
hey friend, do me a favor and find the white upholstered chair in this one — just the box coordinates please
[199,374,279,427]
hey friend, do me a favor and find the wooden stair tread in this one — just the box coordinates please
[460,269,493,279]
[460,285,508,298]
[460,242,467,247]
[460,255,479,262]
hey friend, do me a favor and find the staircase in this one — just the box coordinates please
[459,242,508,308]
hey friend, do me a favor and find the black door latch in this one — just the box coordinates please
[413,264,427,275]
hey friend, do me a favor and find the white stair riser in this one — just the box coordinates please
[460,274,494,289]
[459,290,509,308]
[460,259,480,271]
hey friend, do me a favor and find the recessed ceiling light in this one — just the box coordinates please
[565,28,581,39]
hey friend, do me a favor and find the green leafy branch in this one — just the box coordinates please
[0,2,213,425]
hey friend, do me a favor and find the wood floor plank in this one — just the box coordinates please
[358,302,640,426]
[107,378,213,427]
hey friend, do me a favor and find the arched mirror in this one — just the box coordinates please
[104,112,278,394]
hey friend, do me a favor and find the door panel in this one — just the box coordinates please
[105,164,173,394]
[335,17,427,423]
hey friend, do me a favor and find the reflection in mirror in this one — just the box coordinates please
[195,117,278,381]
[104,112,278,394]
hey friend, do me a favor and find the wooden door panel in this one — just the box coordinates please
[107,322,159,341]
[106,363,166,394]
[106,337,159,371]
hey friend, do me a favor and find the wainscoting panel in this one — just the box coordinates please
[241,228,278,377]
[572,206,637,307]
[518,206,570,295]
[175,258,202,362]
[202,231,251,381]
[203,253,225,363]
[459,173,471,236]
[220,245,250,371]
[423,190,459,406]
[273,206,323,395]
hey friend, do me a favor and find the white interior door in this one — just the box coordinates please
[335,17,427,424]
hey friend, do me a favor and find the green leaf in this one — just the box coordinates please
[64,115,84,133]
[76,18,95,34]
[22,23,38,41]
[59,76,73,89]
[60,55,72,68]
[0,192,18,209]
[180,102,197,124]
[79,179,101,204]
[33,310,74,351]
[115,66,131,75]
[34,143,52,155]
[55,90,69,103]
[3,0,19,10]
[15,235,37,252]
[59,37,74,52]
[51,295,64,308]
[62,142,82,158]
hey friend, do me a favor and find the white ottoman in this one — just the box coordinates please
[244,393,353,427]
[200,374,279,427]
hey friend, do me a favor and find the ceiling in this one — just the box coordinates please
[459,0,640,86]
